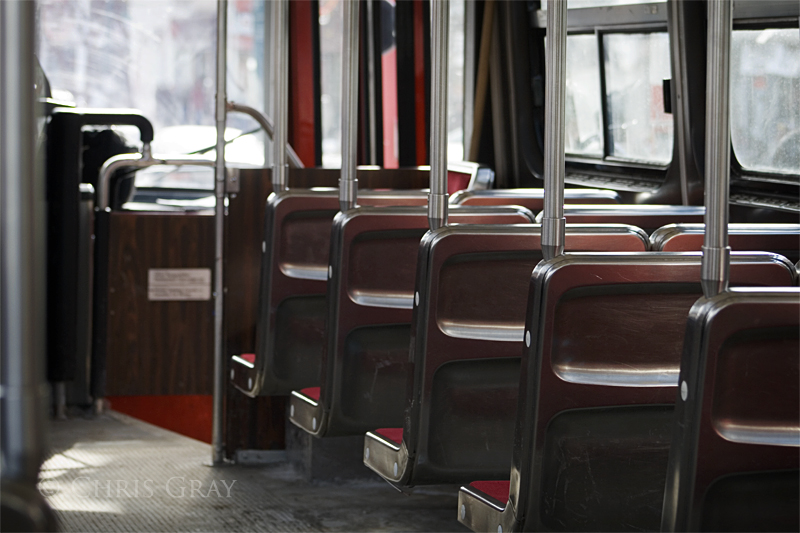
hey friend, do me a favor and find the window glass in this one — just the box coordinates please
[603,32,672,164]
[380,0,399,167]
[37,0,266,189]
[319,0,344,168]
[565,34,603,157]
[543,0,663,9]
[319,0,466,168]
[448,0,465,162]
[731,29,800,175]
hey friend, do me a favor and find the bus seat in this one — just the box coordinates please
[287,205,536,438]
[458,252,796,533]
[662,288,799,532]
[538,205,706,234]
[46,109,152,393]
[230,166,496,397]
[363,224,650,490]
[446,161,495,191]
[650,223,800,263]
[230,189,429,397]
[450,188,621,212]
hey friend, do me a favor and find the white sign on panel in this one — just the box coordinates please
[148,268,212,301]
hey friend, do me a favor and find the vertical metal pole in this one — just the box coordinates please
[212,0,227,465]
[541,0,567,260]
[366,0,378,165]
[263,2,274,169]
[429,0,450,231]
[1,0,47,482]
[463,0,476,157]
[272,0,289,192]
[701,0,732,297]
[340,0,360,212]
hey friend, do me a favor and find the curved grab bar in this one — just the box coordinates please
[96,143,215,211]
[226,101,304,169]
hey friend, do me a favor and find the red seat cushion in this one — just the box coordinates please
[470,480,510,505]
[448,171,471,195]
[300,387,320,401]
[375,427,403,445]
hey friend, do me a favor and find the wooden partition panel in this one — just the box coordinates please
[106,212,214,395]
[290,167,431,189]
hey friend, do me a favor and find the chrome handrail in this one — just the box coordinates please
[1,0,48,485]
[271,0,289,192]
[226,101,304,169]
[339,0,360,212]
[541,0,568,260]
[701,0,733,297]
[428,0,450,230]
[211,0,227,466]
[96,145,215,211]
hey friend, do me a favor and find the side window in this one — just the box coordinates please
[563,30,673,166]
[603,32,672,164]
[731,28,800,176]
[37,0,267,190]
[565,35,603,157]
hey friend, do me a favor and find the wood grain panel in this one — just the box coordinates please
[289,167,430,189]
[106,213,214,395]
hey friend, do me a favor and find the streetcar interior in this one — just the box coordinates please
[1,0,798,532]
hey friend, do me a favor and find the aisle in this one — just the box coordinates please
[41,412,466,532]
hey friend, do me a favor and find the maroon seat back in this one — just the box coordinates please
[508,252,796,532]
[662,288,800,532]
[541,205,706,234]
[451,188,620,212]
[651,223,800,263]
[287,205,536,437]
[231,189,431,397]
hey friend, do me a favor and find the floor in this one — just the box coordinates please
[40,412,468,533]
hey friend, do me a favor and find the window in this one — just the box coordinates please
[731,28,800,176]
[603,32,672,164]
[565,35,603,157]
[319,0,344,168]
[563,31,673,165]
[37,0,266,190]
[543,0,663,10]
[448,0,466,163]
[318,0,467,168]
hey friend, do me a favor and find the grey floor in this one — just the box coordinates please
[41,412,468,532]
